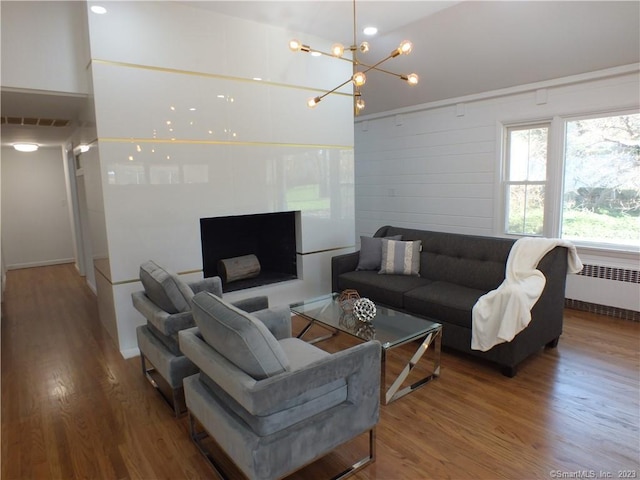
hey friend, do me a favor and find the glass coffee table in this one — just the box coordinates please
[290,293,442,405]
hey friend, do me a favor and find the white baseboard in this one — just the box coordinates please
[7,258,75,270]
[120,347,140,359]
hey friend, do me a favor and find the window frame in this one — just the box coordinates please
[502,122,551,237]
[498,108,640,253]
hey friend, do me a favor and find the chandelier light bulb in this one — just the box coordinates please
[289,39,303,52]
[331,43,345,57]
[307,96,322,108]
[406,73,419,85]
[353,71,367,87]
[398,40,413,55]
[359,42,370,53]
[356,96,365,110]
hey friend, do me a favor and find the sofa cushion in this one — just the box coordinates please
[379,239,422,276]
[404,281,486,329]
[140,260,194,314]
[356,235,402,271]
[337,270,430,308]
[191,292,290,380]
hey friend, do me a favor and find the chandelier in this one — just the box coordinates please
[288,0,418,115]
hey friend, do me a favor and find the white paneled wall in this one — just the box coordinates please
[355,68,640,310]
[85,1,355,355]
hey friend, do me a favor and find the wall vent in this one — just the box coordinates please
[577,264,639,284]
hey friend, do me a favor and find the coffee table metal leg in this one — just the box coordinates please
[382,327,442,405]
[296,317,339,344]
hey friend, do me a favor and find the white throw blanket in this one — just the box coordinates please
[471,237,583,352]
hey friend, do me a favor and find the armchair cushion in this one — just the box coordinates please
[139,260,194,314]
[191,292,290,380]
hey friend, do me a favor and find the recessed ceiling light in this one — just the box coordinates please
[91,5,107,14]
[363,26,378,36]
[310,51,322,57]
[13,143,39,152]
[253,77,263,81]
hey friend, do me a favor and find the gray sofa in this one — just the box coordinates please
[332,226,570,376]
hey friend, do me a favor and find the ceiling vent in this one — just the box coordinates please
[1,116,70,127]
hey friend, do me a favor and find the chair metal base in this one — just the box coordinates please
[188,411,376,480]
[140,354,186,417]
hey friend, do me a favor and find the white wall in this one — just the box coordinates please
[85,1,355,355]
[1,146,75,269]
[355,68,640,311]
[0,1,90,94]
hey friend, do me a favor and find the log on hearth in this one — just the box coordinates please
[218,254,261,283]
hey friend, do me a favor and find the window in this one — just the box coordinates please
[504,124,549,235]
[502,111,639,249]
[562,113,639,247]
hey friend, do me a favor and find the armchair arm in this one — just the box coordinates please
[251,340,381,411]
[188,276,223,297]
[232,295,269,313]
[251,306,292,340]
[132,291,194,335]
[331,251,360,291]
[179,327,380,416]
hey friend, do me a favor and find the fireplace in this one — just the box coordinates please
[200,211,299,292]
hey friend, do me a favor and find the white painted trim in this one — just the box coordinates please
[120,347,140,359]
[356,63,640,122]
[6,259,75,270]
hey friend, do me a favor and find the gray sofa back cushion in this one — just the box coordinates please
[139,260,194,314]
[191,292,290,380]
[375,226,514,291]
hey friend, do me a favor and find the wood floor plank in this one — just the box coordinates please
[2,264,639,479]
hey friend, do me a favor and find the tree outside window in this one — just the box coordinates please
[562,113,639,247]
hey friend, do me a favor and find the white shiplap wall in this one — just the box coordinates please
[354,67,640,240]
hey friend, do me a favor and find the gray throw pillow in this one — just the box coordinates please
[356,235,402,271]
[191,292,290,380]
[379,239,422,276]
[139,260,194,314]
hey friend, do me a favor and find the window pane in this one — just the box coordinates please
[507,184,545,235]
[508,127,548,181]
[562,113,640,246]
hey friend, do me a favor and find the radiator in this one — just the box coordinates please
[565,263,640,321]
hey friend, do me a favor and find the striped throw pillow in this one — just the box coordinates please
[379,239,422,276]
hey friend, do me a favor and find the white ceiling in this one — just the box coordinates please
[2,0,639,147]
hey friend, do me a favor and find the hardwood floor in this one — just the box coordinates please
[2,264,639,479]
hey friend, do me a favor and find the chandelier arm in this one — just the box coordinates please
[356,63,405,79]
[358,53,395,75]
[308,48,356,63]
[317,76,356,102]
[352,0,357,65]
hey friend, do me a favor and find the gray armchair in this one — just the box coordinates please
[132,260,268,416]
[179,291,381,480]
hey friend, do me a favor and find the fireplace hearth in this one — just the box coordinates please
[200,211,298,292]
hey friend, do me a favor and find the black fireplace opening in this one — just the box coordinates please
[200,211,298,293]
